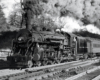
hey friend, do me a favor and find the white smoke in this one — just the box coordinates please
[56,16,81,32]
[84,25,100,34]
[53,16,100,34]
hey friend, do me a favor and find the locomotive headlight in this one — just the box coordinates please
[18,37,24,41]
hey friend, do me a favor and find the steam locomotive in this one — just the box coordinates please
[7,28,100,68]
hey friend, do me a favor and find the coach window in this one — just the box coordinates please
[80,39,84,48]
[84,40,87,48]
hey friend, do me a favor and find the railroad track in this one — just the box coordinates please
[0,58,99,80]
[74,65,100,80]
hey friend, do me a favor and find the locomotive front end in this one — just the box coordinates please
[7,29,32,68]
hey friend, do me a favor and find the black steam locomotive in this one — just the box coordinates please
[7,28,100,68]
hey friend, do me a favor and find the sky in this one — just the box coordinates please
[1,0,100,34]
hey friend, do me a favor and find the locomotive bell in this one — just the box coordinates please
[32,32,43,42]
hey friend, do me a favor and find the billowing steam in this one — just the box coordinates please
[52,16,100,34]
[53,16,81,32]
